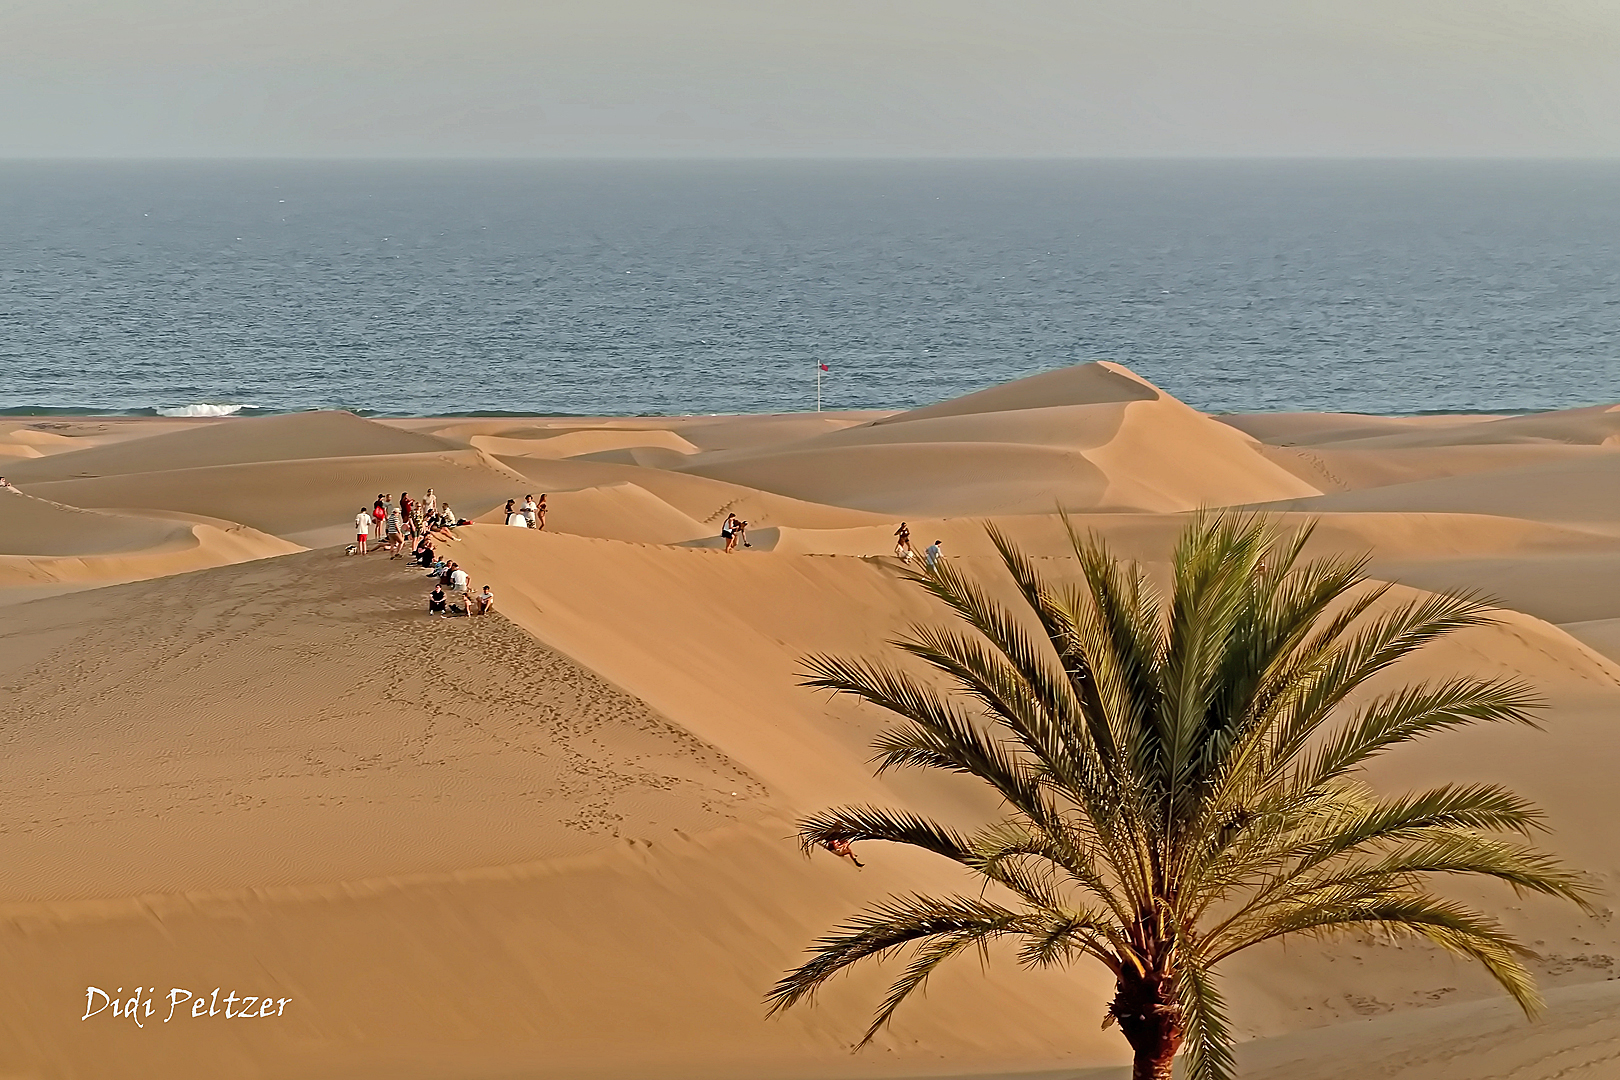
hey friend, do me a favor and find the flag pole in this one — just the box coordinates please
[816,362,822,413]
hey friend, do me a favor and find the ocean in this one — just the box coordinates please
[1,159,1617,418]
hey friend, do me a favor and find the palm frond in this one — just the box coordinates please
[765,893,1025,1018]
[1299,676,1542,788]
[1177,962,1236,1080]
[796,806,974,861]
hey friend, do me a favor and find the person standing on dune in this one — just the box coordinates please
[894,522,913,562]
[536,494,548,531]
[354,508,372,554]
[385,501,404,557]
[522,494,538,529]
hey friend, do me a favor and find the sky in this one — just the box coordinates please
[3,0,1620,158]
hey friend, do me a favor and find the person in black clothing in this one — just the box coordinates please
[428,584,448,614]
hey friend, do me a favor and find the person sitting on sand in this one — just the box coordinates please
[925,539,943,569]
[894,521,912,561]
[474,585,495,616]
[822,837,864,868]
[0,477,14,491]
[353,508,372,555]
[449,565,469,593]
[522,494,538,529]
[428,584,448,614]
[413,537,436,568]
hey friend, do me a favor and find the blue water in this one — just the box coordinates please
[1,160,1617,417]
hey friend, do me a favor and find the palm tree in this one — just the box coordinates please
[767,512,1592,1080]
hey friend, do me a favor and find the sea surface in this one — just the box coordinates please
[1,159,1617,418]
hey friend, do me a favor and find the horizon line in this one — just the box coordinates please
[4,153,1620,164]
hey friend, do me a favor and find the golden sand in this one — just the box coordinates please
[2,364,1617,1078]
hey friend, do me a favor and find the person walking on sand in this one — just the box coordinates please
[721,513,738,552]
[354,507,372,554]
[521,494,538,529]
[894,521,913,562]
[822,837,864,868]
[536,493,548,531]
[925,538,943,570]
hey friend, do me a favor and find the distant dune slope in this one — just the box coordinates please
[678,364,1319,514]
[0,490,195,556]
[872,359,1156,423]
[1270,453,1620,526]
[5,411,456,483]
[23,449,525,544]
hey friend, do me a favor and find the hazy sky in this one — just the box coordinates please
[4,0,1620,157]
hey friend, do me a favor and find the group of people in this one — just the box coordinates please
[425,559,495,618]
[893,522,943,568]
[503,495,547,530]
[352,489,466,556]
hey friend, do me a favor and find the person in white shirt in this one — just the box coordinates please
[449,567,469,593]
[353,508,372,554]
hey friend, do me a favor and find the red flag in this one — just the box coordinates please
[819,364,829,372]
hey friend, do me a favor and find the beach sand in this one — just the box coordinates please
[2,362,1618,1078]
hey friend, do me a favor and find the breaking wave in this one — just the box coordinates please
[153,403,254,418]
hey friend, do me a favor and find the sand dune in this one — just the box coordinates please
[1219,411,1503,446]
[0,489,196,556]
[477,482,713,544]
[4,410,455,484]
[1273,452,1620,527]
[469,427,702,460]
[3,364,1620,1079]
[678,368,1318,515]
[873,360,1157,423]
[1261,443,1607,493]
[23,449,526,546]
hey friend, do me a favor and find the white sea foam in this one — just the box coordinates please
[155,403,250,418]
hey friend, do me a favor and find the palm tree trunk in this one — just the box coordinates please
[1113,973,1182,1080]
